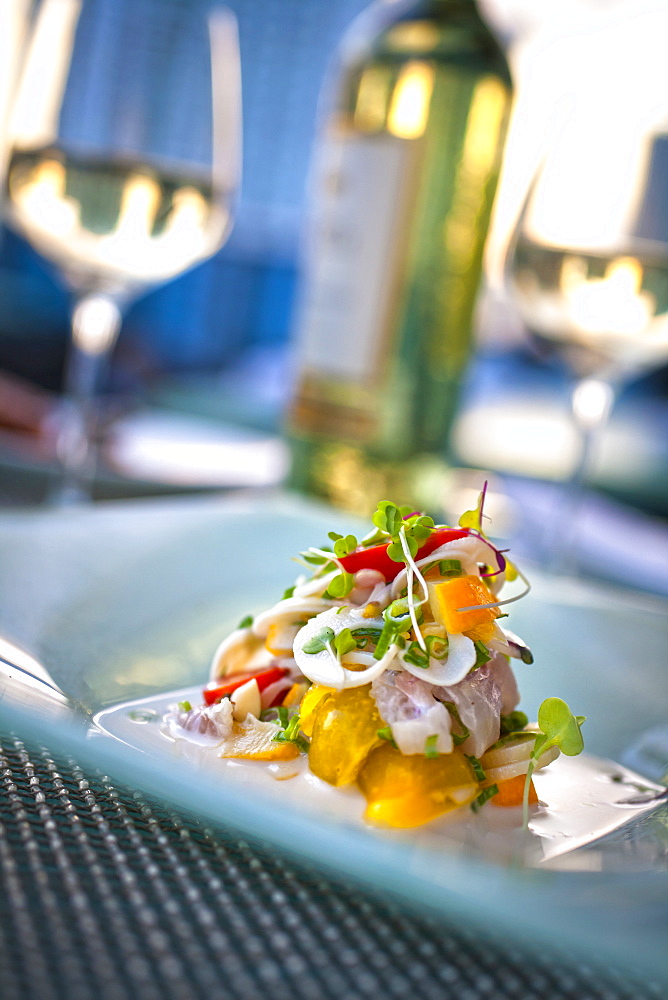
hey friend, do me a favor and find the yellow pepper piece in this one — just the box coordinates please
[357,743,478,827]
[266,621,296,656]
[308,686,383,786]
[429,574,498,640]
[299,684,335,737]
[218,717,298,761]
[282,681,308,708]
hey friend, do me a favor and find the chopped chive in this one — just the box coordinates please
[443,701,470,746]
[377,727,397,748]
[424,735,439,759]
[439,559,463,578]
[473,641,491,668]
[470,784,499,812]
[465,754,486,782]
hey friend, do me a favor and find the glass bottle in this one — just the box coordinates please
[285,0,512,516]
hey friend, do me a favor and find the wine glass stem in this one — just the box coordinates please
[551,376,616,574]
[51,294,123,504]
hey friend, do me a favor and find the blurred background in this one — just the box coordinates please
[0,0,666,593]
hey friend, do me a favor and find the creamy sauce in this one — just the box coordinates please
[94,685,667,872]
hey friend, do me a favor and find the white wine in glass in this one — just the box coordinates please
[507,131,668,569]
[3,0,241,501]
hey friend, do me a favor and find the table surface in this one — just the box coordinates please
[0,722,665,1000]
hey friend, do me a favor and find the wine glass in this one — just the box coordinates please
[3,0,241,502]
[506,126,668,570]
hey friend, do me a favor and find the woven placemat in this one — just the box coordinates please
[0,728,663,1000]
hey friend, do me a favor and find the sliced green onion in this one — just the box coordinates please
[470,784,499,812]
[465,754,486,782]
[443,701,470,746]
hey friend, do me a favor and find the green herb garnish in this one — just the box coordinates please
[324,571,355,599]
[465,754,486,782]
[424,735,439,759]
[334,628,357,658]
[473,641,491,668]
[177,700,192,713]
[439,559,463,578]
[272,709,309,753]
[377,727,397,748]
[302,626,335,654]
[500,710,529,736]
[443,701,470,746]
[329,533,358,558]
[471,784,499,812]
[522,697,585,825]
[350,627,383,650]
[281,585,296,600]
[237,615,254,630]
[373,599,415,660]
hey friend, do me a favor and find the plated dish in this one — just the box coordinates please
[159,489,586,829]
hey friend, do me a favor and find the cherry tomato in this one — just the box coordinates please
[339,526,469,582]
[203,666,289,705]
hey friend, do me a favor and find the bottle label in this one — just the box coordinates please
[295,128,418,384]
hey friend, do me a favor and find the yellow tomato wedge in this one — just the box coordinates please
[357,743,478,827]
[429,574,498,641]
[299,684,335,737]
[308,686,383,786]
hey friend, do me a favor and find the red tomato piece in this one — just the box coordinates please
[339,527,470,582]
[203,666,289,705]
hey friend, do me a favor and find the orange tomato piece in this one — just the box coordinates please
[429,574,498,639]
[491,773,538,807]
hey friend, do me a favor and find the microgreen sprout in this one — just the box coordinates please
[302,626,335,655]
[328,533,358,558]
[458,481,489,536]
[333,628,357,658]
[272,709,309,753]
[324,571,355,600]
[374,598,415,661]
[237,615,254,630]
[522,697,585,826]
